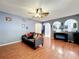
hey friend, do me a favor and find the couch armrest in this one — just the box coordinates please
[22,35,28,40]
[34,39,43,47]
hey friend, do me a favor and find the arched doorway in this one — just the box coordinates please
[52,21,62,32]
[64,19,78,32]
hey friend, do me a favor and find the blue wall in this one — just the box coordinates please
[0,11,38,45]
[44,14,79,33]
[44,14,79,41]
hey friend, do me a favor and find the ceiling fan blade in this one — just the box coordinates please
[42,12,49,14]
[41,12,49,16]
[27,12,34,14]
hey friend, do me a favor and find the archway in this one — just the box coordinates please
[52,21,62,32]
[64,19,78,32]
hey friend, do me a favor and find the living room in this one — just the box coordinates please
[0,0,79,59]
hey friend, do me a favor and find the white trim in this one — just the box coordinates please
[0,40,21,46]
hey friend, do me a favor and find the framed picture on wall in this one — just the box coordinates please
[26,26,28,29]
[5,17,12,21]
[22,24,25,28]
[22,24,28,30]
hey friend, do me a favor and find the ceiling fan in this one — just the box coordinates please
[28,8,49,18]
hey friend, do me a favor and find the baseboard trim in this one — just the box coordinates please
[0,40,21,46]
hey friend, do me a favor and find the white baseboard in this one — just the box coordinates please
[0,40,21,46]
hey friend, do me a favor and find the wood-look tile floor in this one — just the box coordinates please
[0,38,79,59]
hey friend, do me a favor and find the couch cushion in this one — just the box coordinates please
[27,33,32,36]
[33,34,37,39]
[28,39,35,42]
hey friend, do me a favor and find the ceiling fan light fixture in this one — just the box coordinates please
[34,8,49,19]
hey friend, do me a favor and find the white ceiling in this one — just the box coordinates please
[0,0,79,22]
